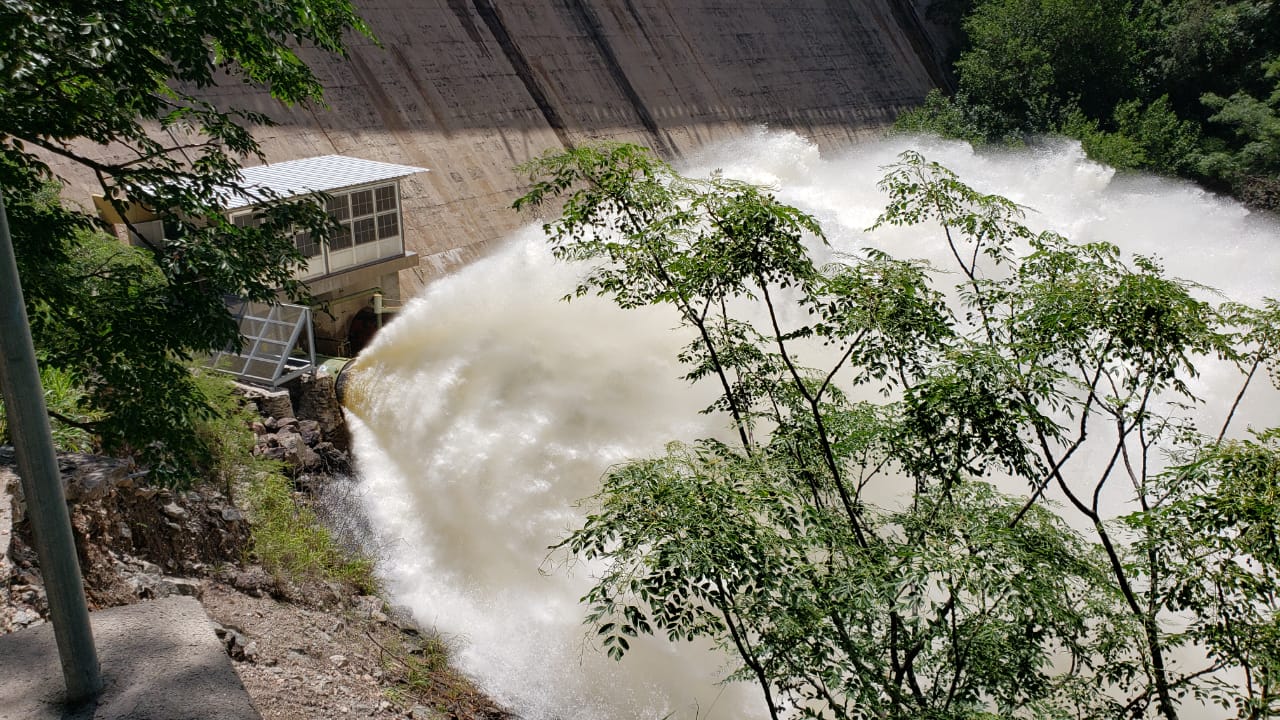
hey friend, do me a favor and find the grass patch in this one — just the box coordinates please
[192,367,377,594]
[240,468,377,593]
[0,364,98,453]
[369,629,507,718]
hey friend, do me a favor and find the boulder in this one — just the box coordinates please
[237,383,294,421]
[293,373,348,450]
[63,454,132,503]
[278,434,321,472]
[297,419,322,446]
[158,576,203,599]
[312,442,350,472]
[228,566,275,597]
[213,622,259,662]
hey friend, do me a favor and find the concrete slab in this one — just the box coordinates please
[0,596,260,720]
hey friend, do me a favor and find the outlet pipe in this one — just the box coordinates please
[319,356,357,406]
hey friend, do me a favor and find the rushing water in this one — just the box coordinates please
[342,130,1280,719]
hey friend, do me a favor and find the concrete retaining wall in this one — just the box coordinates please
[51,0,942,296]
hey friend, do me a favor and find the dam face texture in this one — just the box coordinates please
[50,0,942,296]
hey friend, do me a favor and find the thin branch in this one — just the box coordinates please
[47,410,98,432]
[758,273,867,546]
[817,329,867,401]
[1217,355,1261,444]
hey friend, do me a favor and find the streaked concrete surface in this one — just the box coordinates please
[0,596,260,720]
[47,1,942,296]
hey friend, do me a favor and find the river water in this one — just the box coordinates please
[343,130,1279,719]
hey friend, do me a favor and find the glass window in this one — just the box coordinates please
[351,189,374,217]
[376,212,399,239]
[353,217,376,245]
[375,185,397,213]
[326,194,349,222]
[295,231,321,258]
[233,213,260,228]
[330,223,353,250]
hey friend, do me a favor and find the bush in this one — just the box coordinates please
[1112,96,1202,175]
[1060,109,1148,169]
[0,365,98,453]
[894,90,993,145]
[189,368,376,593]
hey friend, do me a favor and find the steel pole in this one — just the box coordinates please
[0,190,102,702]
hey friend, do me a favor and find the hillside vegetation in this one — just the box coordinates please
[902,0,1280,209]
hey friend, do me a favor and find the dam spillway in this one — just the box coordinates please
[50,0,943,293]
[247,0,943,290]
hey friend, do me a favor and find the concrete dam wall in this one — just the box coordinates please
[57,1,942,297]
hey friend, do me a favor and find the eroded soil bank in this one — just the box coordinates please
[1,377,507,720]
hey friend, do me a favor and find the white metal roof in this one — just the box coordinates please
[221,155,428,210]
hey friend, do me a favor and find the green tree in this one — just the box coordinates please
[517,143,1280,719]
[1199,57,1280,207]
[0,0,370,482]
[899,0,1280,209]
[953,0,1138,134]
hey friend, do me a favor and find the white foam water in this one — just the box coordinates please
[343,130,1279,719]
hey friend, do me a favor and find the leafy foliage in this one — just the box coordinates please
[899,0,1280,210]
[190,369,375,591]
[0,0,369,483]
[954,0,1138,133]
[1200,56,1280,206]
[0,365,97,453]
[1131,430,1280,718]
[518,144,1280,719]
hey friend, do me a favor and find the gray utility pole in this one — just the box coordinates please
[0,190,103,702]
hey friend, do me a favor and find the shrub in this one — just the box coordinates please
[190,368,376,593]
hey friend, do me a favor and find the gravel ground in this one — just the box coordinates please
[2,455,509,720]
[201,578,511,720]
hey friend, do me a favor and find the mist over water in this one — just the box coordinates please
[343,131,1279,719]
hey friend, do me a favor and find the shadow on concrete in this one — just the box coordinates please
[0,597,259,720]
[204,0,940,140]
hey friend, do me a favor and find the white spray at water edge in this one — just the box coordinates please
[342,130,1280,720]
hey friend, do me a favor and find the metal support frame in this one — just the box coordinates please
[209,299,317,387]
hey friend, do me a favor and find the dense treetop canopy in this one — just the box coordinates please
[903,0,1280,209]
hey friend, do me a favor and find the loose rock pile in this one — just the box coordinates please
[239,374,352,482]
[1,372,513,719]
[1,373,354,634]
[251,415,350,476]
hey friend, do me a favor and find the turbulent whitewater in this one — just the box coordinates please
[342,131,1280,720]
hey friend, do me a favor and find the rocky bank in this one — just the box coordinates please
[1,373,507,720]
